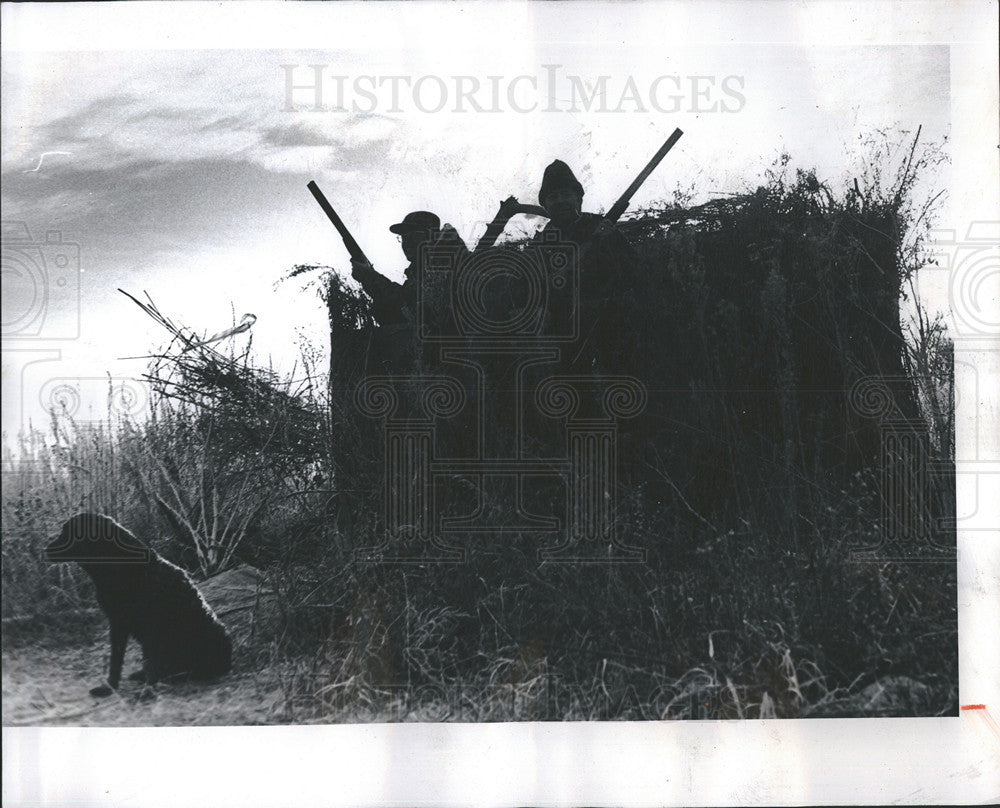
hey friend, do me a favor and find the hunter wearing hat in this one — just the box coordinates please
[351,210,463,328]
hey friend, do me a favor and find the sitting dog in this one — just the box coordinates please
[46,513,232,697]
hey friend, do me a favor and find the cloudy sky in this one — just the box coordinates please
[0,1,988,437]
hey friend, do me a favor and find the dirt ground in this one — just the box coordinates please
[2,638,293,726]
[2,565,299,726]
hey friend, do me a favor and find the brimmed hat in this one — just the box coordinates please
[389,211,441,235]
[539,160,585,205]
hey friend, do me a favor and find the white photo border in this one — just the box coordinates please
[2,1,998,806]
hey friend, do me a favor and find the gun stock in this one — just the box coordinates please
[307,181,370,264]
[475,200,550,251]
[605,128,683,223]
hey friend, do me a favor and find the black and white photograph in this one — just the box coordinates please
[2,1,998,805]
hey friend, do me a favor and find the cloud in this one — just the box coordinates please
[3,155,312,251]
[40,94,141,144]
[261,121,332,148]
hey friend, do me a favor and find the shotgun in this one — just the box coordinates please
[604,128,683,223]
[306,180,371,265]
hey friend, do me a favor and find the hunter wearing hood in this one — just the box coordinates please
[534,159,636,270]
[531,159,638,368]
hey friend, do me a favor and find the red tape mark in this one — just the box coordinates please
[961,705,1000,746]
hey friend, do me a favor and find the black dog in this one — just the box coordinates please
[46,513,232,697]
